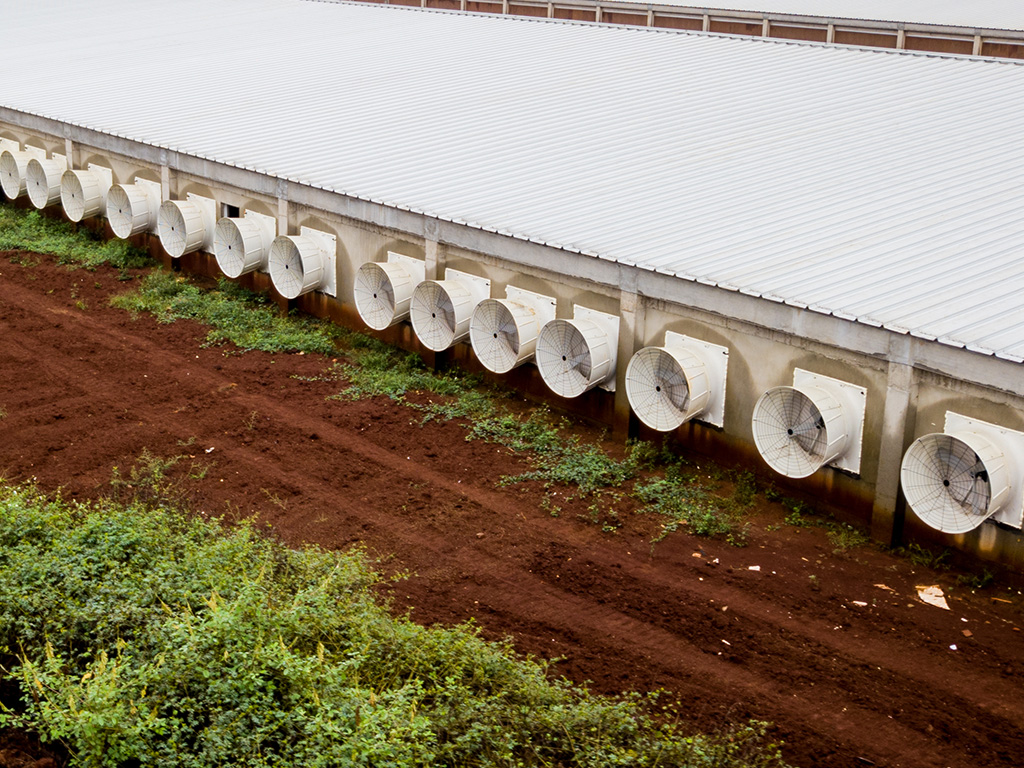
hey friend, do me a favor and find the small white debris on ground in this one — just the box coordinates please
[917,586,950,610]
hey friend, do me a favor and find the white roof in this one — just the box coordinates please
[657,1,1024,32]
[3,0,1024,362]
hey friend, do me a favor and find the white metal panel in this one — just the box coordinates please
[1,1,1023,364]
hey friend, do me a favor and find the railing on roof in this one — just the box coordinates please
[344,0,1024,60]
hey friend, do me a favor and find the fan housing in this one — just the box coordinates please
[268,227,337,300]
[0,143,34,199]
[751,369,866,479]
[536,305,619,398]
[158,194,216,258]
[900,412,1024,534]
[25,154,68,209]
[213,210,276,278]
[106,179,162,239]
[410,268,490,352]
[625,331,729,431]
[469,286,556,373]
[60,165,113,222]
[353,252,425,331]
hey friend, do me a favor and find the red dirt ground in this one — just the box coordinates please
[2,252,1024,768]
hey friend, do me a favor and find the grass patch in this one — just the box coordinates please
[0,205,148,271]
[111,271,343,355]
[0,480,789,768]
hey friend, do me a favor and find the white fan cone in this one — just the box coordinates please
[107,184,158,238]
[536,318,614,398]
[901,431,1010,534]
[625,346,710,431]
[752,385,849,479]
[25,158,64,209]
[354,261,416,330]
[268,235,325,299]
[60,170,104,222]
[0,150,29,199]
[470,298,540,373]
[410,279,478,351]
[158,200,206,258]
[214,217,270,278]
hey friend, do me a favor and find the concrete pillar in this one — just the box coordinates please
[871,338,917,546]
[276,178,289,235]
[159,149,175,200]
[614,284,646,436]
[424,219,444,280]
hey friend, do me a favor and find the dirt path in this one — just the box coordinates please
[2,253,1023,768]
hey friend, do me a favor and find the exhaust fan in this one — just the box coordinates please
[106,179,162,238]
[353,252,425,330]
[268,226,337,299]
[25,153,68,209]
[410,268,491,351]
[536,306,619,397]
[214,211,276,278]
[60,165,113,222]
[470,286,556,374]
[625,331,729,430]
[752,368,866,479]
[900,412,1024,534]
[0,142,38,199]
[158,194,216,258]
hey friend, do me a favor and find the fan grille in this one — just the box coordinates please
[354,262,398,331]
[0,152,23,198]
[26,160,57,209]
[536,319,595,398]
[106,185,136,238]
[158,202,189,258]
[214,218,247,278]
[269,238,306,299]
[752,387,829,478]
[625,347,691,431]
[470,299,522,373]
[60,172,87,221]
[901,434,994,534]
[411,281,457,351]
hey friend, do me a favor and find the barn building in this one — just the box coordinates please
[2,0,1023,566]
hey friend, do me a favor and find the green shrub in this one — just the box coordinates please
[0,481,788,768]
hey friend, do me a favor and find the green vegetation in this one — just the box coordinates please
[634,466,752,547]
[0,481,788,768]
[780,499,869,553]
[894,542,951,570]
[0,206,147,271]
[111,271,343,355]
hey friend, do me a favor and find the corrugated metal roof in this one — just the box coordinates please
[651,1,1024,32]
[2,0,1023,363]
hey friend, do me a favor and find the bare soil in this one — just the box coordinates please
[1,252,1023,768]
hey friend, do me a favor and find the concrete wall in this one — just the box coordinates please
[3,114,1024,568]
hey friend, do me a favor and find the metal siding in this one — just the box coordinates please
[1,0,1023,363]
